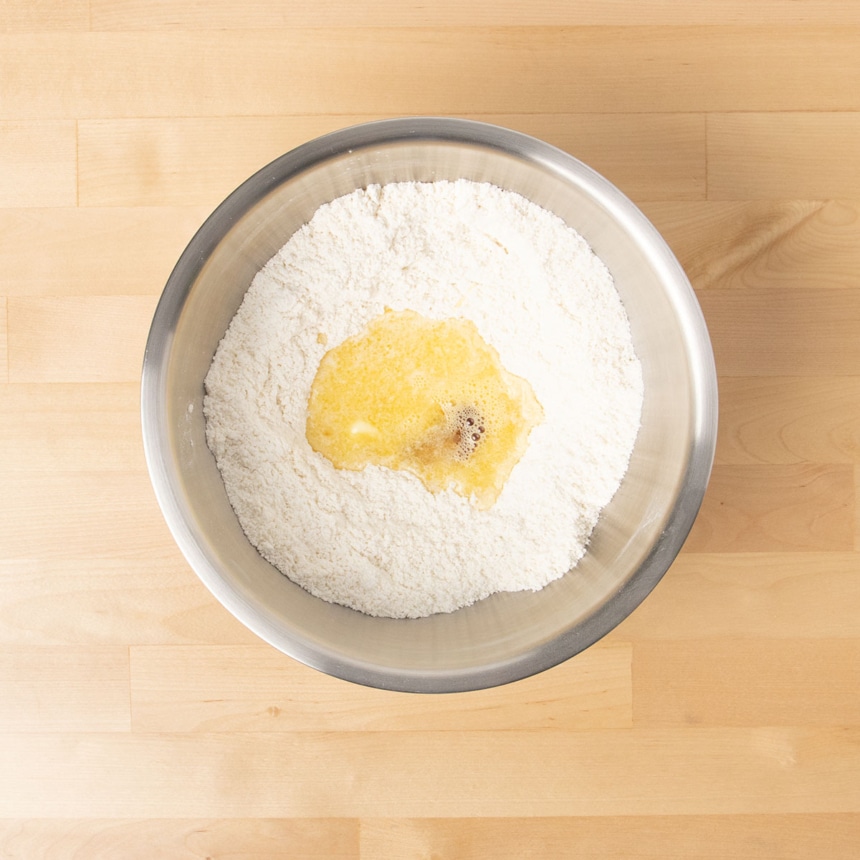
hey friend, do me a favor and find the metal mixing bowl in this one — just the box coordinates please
[141,117,717,693]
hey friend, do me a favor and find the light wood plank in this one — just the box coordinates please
[0,818,358,859]
[504,113,705,201]
[684,464,854,553]
[88,0,860,29]
[616,552,860,641]
[1,728,858,817]
[714,377,860,465]
[0,121,76,207]
[77,115,362,208]
[0,559,258,646]
[77,113,705,207]
[709,113,860,200]
[856,466,860,552]
[129,643,631,732]
[1,383,145,473]
[0,298,7,383]
[0,207,210,297]
[4,552,856,648]
[7,296,157,383]
[359,815,860,860]
[699,289,860,376]
[3,29,860,120]
[0,472,175,560]
[0,647,130,732]
[642,200,860,291]
[633,639,860,727]
[0,0,89,31]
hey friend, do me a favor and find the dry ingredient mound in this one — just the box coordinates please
[203,179,644,618]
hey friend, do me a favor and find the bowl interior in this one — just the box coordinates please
[143,120,716,692]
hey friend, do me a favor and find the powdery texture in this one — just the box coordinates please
[203,180,643,618]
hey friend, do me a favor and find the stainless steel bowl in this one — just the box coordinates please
[141,117,717,693]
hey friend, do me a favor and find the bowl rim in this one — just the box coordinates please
[141,116,718,692]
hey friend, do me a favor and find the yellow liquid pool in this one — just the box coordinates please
[305,308,543,509]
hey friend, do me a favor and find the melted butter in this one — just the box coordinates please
[305,308,543,509]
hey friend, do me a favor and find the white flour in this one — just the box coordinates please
[203,180,643,618]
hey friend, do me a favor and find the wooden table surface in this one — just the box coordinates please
[2,2,860,857]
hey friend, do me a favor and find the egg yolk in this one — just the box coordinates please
[305,308,543,509]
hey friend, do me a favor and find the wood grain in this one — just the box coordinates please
[78,113,705,207]
[6,296,157,383]
[2,728,858,818]
[27,0,860,35]
[0,558,258,646]
[0,646,130,732]
[0,472,173,560]
[615,552,860,641]
[0,298,7,383]
[684,464,854,553]
[359,815,860,860]
[0,207,210,296]
[633,639,860,727]
[708,113,860,200]
[87,0,860,29]
[0,818,359,859]
[129,643,631,732]
[714,377,860,465]
[699,289,860,376]
[0,0,90,32]
[2,4,860,855]
[856,466,860,552]
[643,200,860,291]
[3,29,860,121]
[0,120,76,207]
[0,383,144,472]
